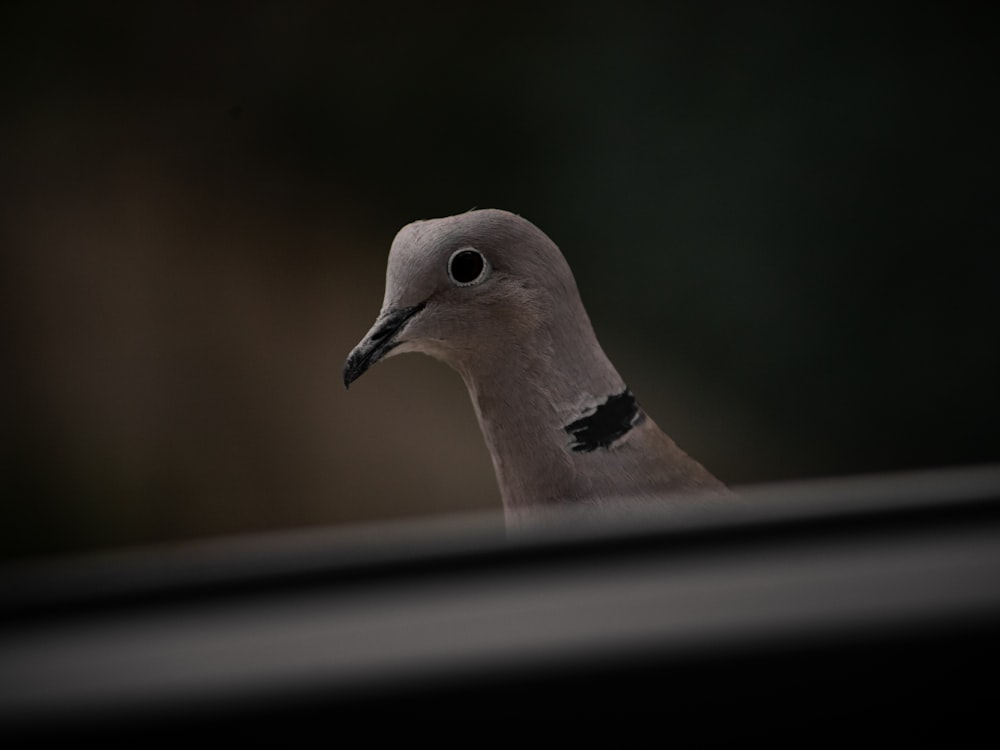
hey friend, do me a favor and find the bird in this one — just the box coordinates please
[344,209,732,531]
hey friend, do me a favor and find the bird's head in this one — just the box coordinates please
[344,209,587,387]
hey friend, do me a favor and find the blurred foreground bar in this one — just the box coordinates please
[2,464,1000,739]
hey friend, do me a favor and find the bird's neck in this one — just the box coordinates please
[456,321,627,518]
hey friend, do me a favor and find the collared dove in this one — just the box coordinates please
[344,209,731,529]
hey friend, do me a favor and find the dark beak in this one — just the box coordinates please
[343,302,426,388]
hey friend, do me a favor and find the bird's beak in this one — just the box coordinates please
[343,302,426,388]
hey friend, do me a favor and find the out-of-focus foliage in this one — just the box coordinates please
[1,2,996,558]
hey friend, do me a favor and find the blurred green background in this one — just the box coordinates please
[2,2,997,559]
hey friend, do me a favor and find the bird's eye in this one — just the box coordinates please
[447,248,490,286]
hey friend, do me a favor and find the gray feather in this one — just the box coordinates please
[345,209,732,529]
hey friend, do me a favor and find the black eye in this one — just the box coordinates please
[448,248,489,286]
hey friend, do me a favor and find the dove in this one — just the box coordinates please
[344,209,730,530]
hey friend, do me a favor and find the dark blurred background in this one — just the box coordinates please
[1,1,997,559]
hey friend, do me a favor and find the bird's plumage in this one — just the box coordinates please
[345,209,730,530]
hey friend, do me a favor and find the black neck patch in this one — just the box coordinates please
[564,389,641,453]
